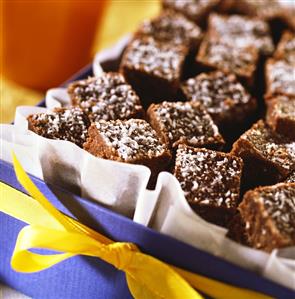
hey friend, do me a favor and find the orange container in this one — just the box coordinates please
[1,0,106,91]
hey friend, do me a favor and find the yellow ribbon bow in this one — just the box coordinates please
[0,154,272,299]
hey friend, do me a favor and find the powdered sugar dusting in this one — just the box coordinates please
[151,101,223,148]
[209,14,274,55]
[28,107,90,147]
[162,0,219,20]
[69,73,143,122]
[267,60,295,96]
[200,38,257,77]
[181,71,252,123]
[138,11,202,46]
[175,145,242,208]
[95,119,167,162]
[256,184,295,235]
[122,37,186,81]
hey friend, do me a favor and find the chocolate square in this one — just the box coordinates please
[174,145,243,226]
[68,72,144,122]
[27,107,90,148]
[120,36,188,104]
[239,183,295,252]
[181,71,257,127]
[147,101,224,150]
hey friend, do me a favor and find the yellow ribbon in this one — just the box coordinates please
[0,153,273,299]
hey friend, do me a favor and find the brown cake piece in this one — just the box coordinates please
[265,59,295,98]
[226,213,250,246]
[68,72,144,122]
[147,101,224,150]
[83,119,171,174]
[181,71,257,127]
[286,172,295,183]
[239,183,295,252]
[208,14,274,56]
[162,0,220,24]
[27,107,90,148]
[196,37,259,87]
[274,31,295,65]
[135,11,202,50]
[266,95,295,139]
[283,6,295,32]
[174,145,243,226]
[231,120,295,188]
[227,0,295,32]
[120,36,188,103]
[231,0,284,21]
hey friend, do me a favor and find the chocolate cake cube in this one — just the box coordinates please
[196,37,259,87]
[227,0,295,33]
[286,171,295,183]
[147,101,224,150]
[135,11,202,50]
[274,31,295,65]
[208,13,274,56]
[226,213,250,246]
[68,72,144,122]
[162,0,220,24]
[239,183,295,252]
[27,107,90,148]
[230,0,285,21]
[120,37,188,104]
[174,145,243,226]
[180,71,257,127]
[231,120,295,188]
[265,59,295,98]
[266,95,295,139]
[83,119,171,174]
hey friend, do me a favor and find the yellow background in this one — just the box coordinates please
[0,0,160,123]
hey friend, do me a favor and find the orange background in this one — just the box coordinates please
[1,0,160,123]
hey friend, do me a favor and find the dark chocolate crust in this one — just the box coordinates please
[239,183,295,252]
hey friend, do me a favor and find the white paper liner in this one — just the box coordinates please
[1,35,294,290]
[2,106,150,217]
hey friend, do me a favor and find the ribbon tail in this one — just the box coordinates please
[174,266,272,299]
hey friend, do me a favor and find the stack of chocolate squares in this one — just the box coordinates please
[27,0,295,252]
